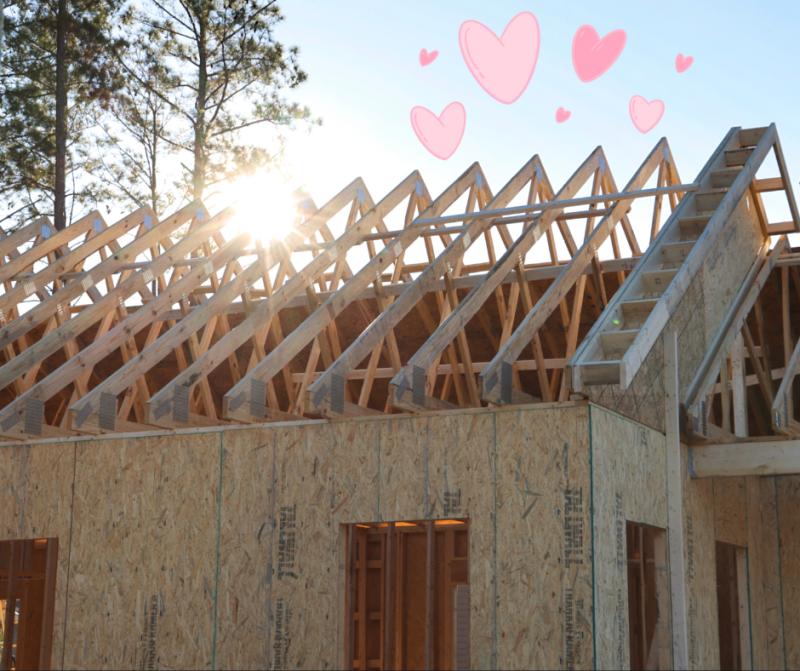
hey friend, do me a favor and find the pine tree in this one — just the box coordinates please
[90,43,180,217]
[130,0,317,203]
[0,0,127,229]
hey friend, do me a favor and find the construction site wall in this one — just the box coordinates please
[1,403,797,670]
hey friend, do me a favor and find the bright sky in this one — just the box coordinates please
[261,0,799,238]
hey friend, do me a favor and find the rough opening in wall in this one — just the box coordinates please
[0,538,59,671]
[715,541,751,671]
[342,519,469,671]
[626,522,670,670]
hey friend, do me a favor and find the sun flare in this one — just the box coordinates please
[216,172,303,242]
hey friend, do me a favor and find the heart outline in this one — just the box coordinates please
[675,53,693,73]
[459,12,540,104]
[629,96,664,134]
[572,25,627,83]
[419,49,439,67]
[410,102,466,160]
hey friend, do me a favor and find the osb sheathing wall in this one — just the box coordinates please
[0,404,798,671]
[587,192,764,433]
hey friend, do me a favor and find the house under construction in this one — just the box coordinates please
[1,124,800,670]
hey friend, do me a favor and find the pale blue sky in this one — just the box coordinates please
[268,0,799,237]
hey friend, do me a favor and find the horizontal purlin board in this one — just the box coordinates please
[151,255,641,323]
[141,177,383,423]
[0,231,252,435]
[478,140,672,404]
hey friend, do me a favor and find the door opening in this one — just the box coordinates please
[716,541,751,671]
[1,538,59,671]
[626,522,669,670]
[343,519,469,671]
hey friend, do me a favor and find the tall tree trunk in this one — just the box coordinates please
[192,13,207,201]
[151,103,158,214]
[54,0,68,230]
[1,1,5,50]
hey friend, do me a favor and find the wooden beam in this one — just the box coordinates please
[664,332,689,670]
[425,520,435,671]
[410,182,699,227]
[383,522,395,671]
[690,439,800,477]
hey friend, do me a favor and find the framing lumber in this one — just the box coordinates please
[690,438,800,477]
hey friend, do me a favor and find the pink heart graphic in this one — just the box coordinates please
[572,25,627,83]
[556,107,571,123]
[419,48,438,67]
[675,53,693,73]
[459,12,540,104]
[410,102,466,160]
[629,96,664,134]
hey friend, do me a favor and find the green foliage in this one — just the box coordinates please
[0,0,128,227]
[130,0,319,202]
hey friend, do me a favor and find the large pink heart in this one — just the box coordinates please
[629,95,664,134]
[410,102,466,160]
[572,25,626,83]
[459,12,540,104]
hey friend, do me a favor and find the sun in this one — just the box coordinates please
[215,171,303,243]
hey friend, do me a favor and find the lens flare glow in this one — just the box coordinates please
[216,172,302,242]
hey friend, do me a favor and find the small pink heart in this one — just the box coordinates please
[419,49,438,67]
[629,95,665,134]
[556,107,571,123]
[410,102,466,160]
[459,12,540,104]
[572,25,627,83]
[675,53,693,73]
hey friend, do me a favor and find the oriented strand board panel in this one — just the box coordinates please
[681,444,720,670]
[778,475,800,670]
[759,477,786,670]
[0,442,76,670]
[590,407,668,669]
[587,194,763,433]
[214,427,278,671]
[385,412,497,670]
[62,434,222,670]
[713,477,748,547]
[494,407,592,670]
[268,422,354,671]
[259,404,595,670]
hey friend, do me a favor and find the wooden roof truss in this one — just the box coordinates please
[0,125,796,440]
